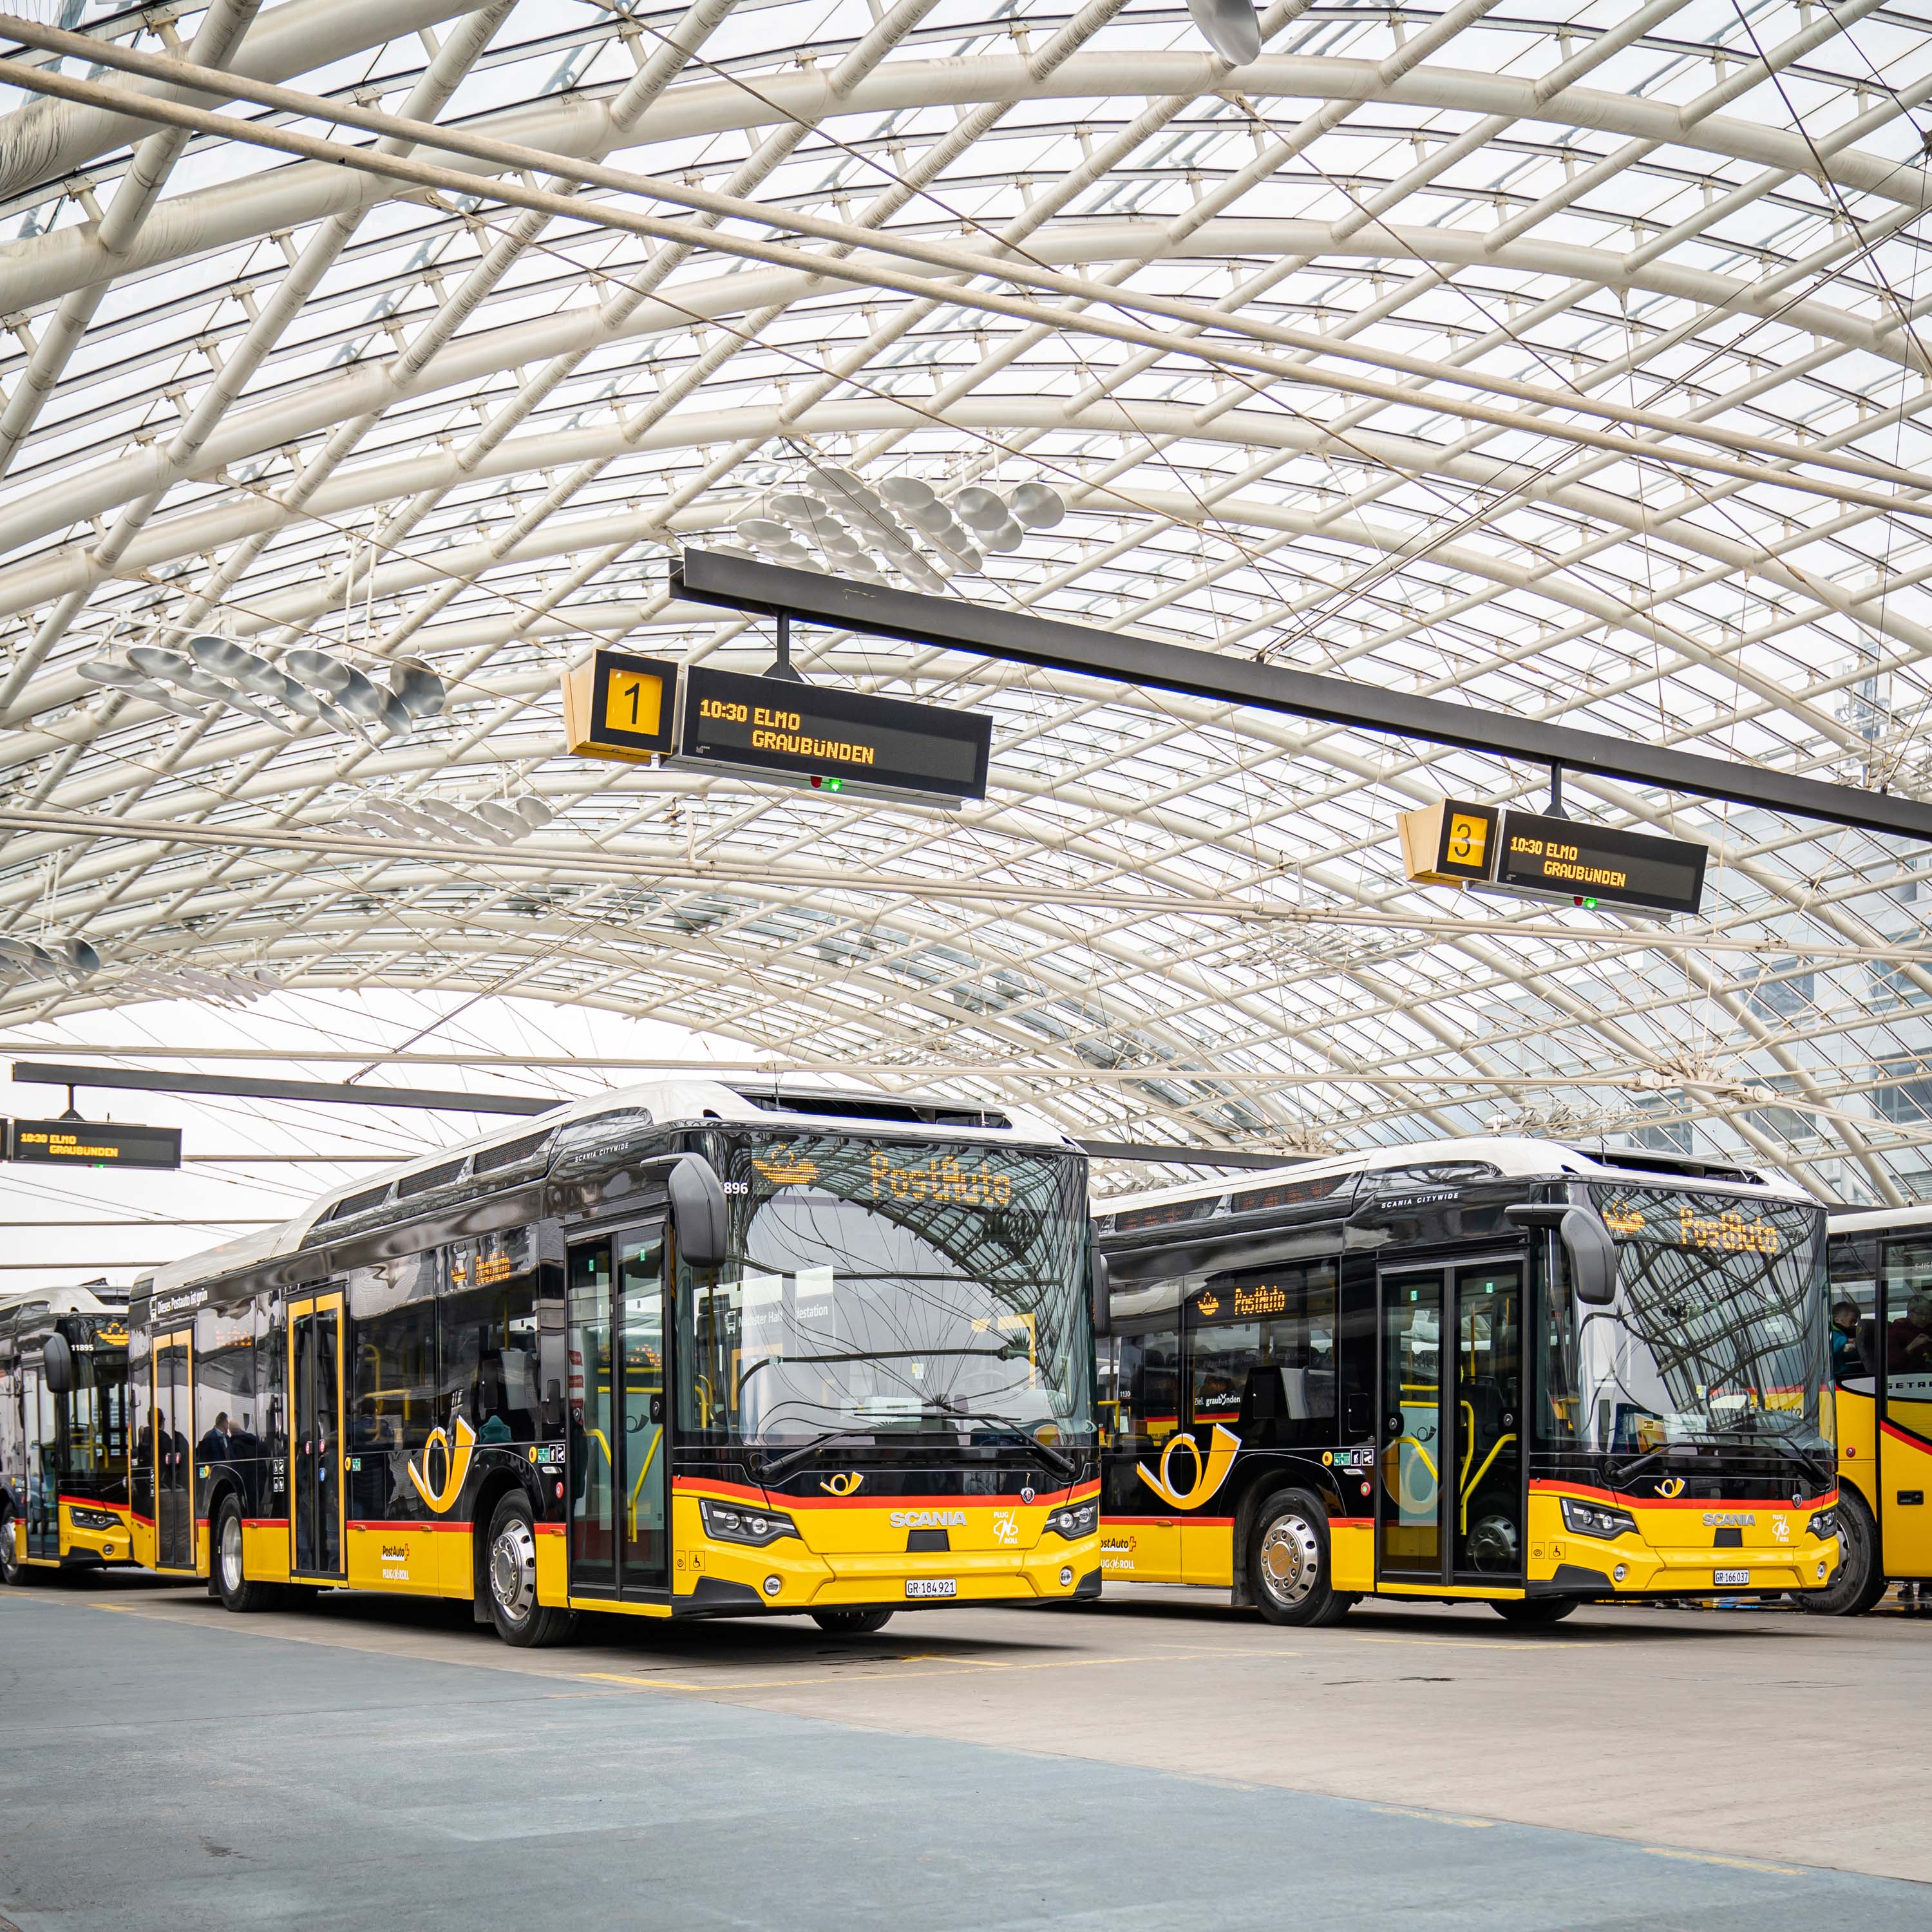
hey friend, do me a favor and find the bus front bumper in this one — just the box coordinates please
[1534,1531,1839,1597]
[676,1537,1103,1609]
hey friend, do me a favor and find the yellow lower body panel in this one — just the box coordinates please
[344,1524,472,1596]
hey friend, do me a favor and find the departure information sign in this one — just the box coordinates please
[675,667,991,803]
[1400,798,1707,916]
[561,649,679,764]
[1495,810,1707,916]
[7,1117,182,1170]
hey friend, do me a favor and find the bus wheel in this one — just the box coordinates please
[0,1512,23,1587]
[1798,1487,1887,1616]
[1251,1490,1350,1627]
[811,1609,893,1634]
[485,1493,576,1649]
[1492,1597,1578,1626]
[213,1498,278,1613]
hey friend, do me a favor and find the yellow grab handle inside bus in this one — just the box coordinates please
[627,1428,663,1539]
[1460,1434,1517,1533]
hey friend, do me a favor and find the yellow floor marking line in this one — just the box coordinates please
[1642,1848,1807,1876]
[1368,1804,1497,1830]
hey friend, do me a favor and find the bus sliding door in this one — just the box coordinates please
[153,1332,194,1571]
[1879,1241,1932,1580]
[289,1293,345,1580]
[566,1224,668,1600]
[1377,1260,1525,1587]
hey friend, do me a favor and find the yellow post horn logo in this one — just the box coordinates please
[820,1472,864,1497]
[407,1415,477,1513]
[1137,1425,1241,1510]
[1654,1477,1685,1499]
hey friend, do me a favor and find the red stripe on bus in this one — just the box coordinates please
[1529,1477,1835,1510]
[345,1519,473,1532]
[674,1475,1099,1510]
[1880,1418,1932,1454]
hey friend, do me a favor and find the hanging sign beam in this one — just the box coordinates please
[671,551,1932,842]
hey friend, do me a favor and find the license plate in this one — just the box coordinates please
[905,1578,957,1599]
[1714,1569,1750,1587]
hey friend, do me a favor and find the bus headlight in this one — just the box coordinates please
[1045,1501,1097,1540]
[699,1499,799,1547]
[1806,1508,1839,1541]
[1560,1497,1636,1540]
[69,1506,120,1531]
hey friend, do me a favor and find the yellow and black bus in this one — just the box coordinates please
[126,1080,1097,1645]
[1810,1204,1932,1613]
[0,1282,135,1582]
[1095,1137,1839,1626]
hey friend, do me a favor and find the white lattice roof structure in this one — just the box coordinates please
[3,0,1932,1215]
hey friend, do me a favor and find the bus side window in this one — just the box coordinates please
[1881,1236,1932,1398]
[1827,1233,1877,1386]
[1115,1325,1180,1450]
[1184,1263,1338,1449]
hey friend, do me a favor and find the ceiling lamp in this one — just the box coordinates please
[1187,0,1261,64]
[75,635,446,744]
[112,963,280,1007]
[339,793,553,848]
[728,469,1068,587]
[0,933,100,984]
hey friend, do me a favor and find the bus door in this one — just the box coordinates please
[289,1293,345,1579]
[153,1331,194,1570]
[566,1222,668,1598]
[1879,1240,1932,1578]
[24,1363,55,1560]
[1377,1260,1525,1586]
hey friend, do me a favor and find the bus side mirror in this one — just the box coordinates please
[668,1154,728,1271]
[1506,1203,1618,1307]
[1091,1248,1112,1340]
[43,1334,74,1396]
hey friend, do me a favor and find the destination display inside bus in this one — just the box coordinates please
[6,1117,182,1170]
[674,666,992,803]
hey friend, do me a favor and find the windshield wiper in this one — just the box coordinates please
[921,1403,1076,1477]
[737,1340,1029,1397]
[754,1429,884,1482]
[1711,1423,1835,1493]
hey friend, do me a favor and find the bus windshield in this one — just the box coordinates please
[1539,1186,1829,1462]
[677,1132,1090,1462]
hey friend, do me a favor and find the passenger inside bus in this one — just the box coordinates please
[1831,1300,1864,1379]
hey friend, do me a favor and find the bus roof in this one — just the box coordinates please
[140,1076,1077,1303]
[1099,1133,1814,1223]
[1827,1202,1932,1233]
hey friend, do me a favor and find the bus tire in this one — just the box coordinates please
[811,1609,893,1634]
[485,1492,576,1649]
[213,1497,278,1613]
[1492,1596,1578,1626]
[0,1510,23,1587]
[1250,1489,1350,1627]
[1799,1486,1887,1617]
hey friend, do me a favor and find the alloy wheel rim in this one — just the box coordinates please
[221,1515,244,1592]
[1258,1514,1320,1607]
[491,1520,537,1623]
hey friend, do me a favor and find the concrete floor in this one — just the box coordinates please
[1,1574,1926,1930]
